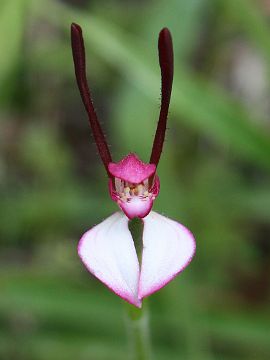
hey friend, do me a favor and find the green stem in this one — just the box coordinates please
[124,301,151,360]
[124,218,151,360]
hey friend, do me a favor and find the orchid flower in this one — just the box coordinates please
[71,23,196,308]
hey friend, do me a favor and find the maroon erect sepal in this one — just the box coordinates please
[150,28,174,166]
[71,23,112,173]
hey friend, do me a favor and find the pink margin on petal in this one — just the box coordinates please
[78,217,142,308]
[138,218,196,300]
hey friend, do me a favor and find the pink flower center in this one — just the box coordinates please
[115,178,152,202]
[108,153,156,184]
[108,154,160,219]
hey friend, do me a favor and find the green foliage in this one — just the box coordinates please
[0,0,29,106]
[0,0,270,359]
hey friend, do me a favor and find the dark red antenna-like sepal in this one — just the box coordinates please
[71,23,112,172]
[150,28,174,166]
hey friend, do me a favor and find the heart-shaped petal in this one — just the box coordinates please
[138,211,196,300]
[78,212,141,307]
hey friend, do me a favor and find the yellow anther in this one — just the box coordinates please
[137,184,144,195]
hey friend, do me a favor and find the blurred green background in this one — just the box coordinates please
[1,0,270,359]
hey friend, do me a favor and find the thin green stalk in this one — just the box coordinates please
[124,301,151,360]
[124,218,151,360]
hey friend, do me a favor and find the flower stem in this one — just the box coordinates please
[125,218,151,360]
[124,301,151,360]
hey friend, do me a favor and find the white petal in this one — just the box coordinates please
[78,212,141,307]
[139,211,196,299]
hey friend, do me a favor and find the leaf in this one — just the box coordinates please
[0,0,29,102]
[224,0,270,65]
